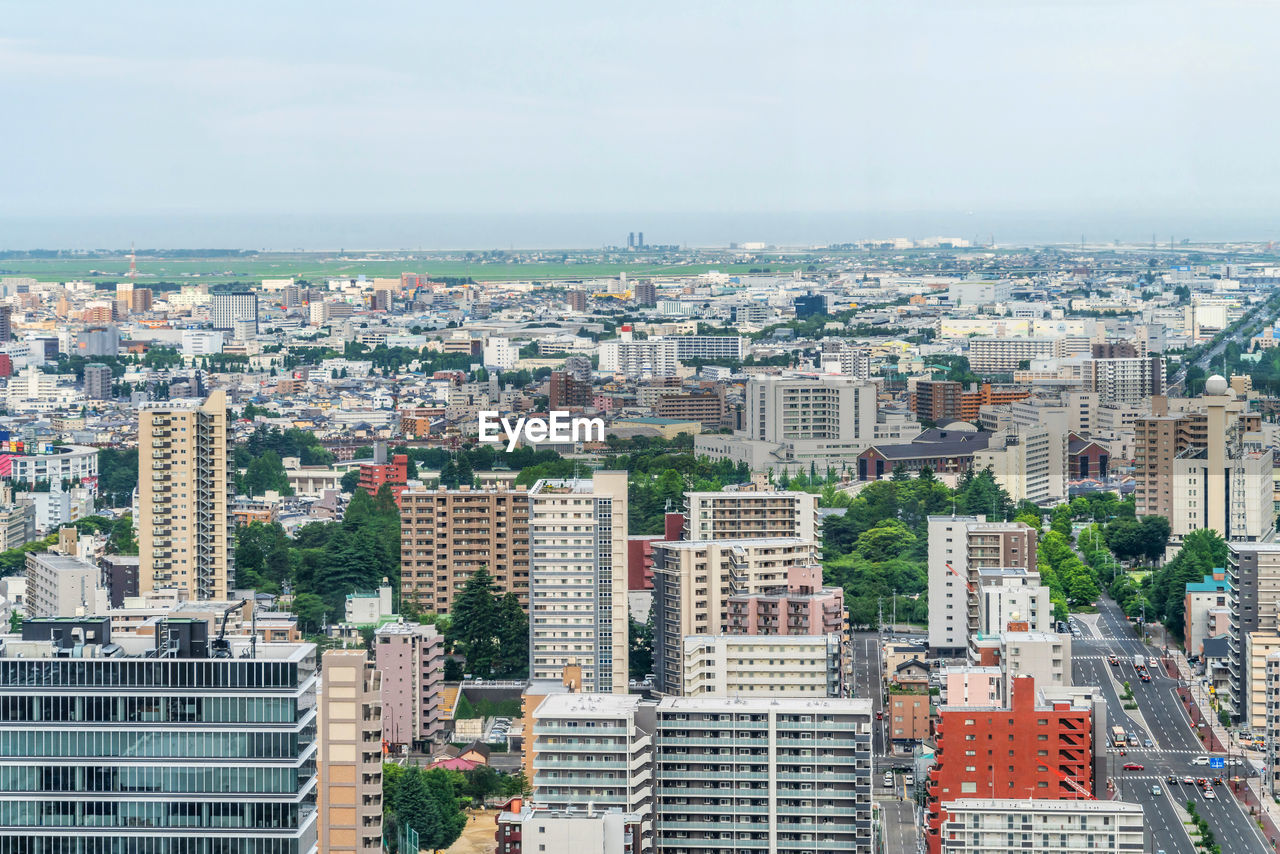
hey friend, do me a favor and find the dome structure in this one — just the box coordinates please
[1204,374,1229,396]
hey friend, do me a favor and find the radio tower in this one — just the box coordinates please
[127,243,137,283]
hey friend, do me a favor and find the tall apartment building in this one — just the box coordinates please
[913,381,1030,425]
[83,362,112,400]
[319,649,383,854]
[1086,355,1164,405]
[374,620,444,748]
[724,563,846,638]
[0,619,318,852]
[529,472,629,693]
[549,370,593,409]
[975,568,1052,636]
[967,337,1063,374]
[1226,543,1280,722]
[530,693,656,850]
[971,425,1067,505]
[650,538,818,694]
[400,485,531,613]
[679,633,844,697]
[138,390,234,600]
[566,290,587,312]
[927,516,1037,654]
[926,676,1096,854]
[654,696,873,854]
[747,373,876,448]
[0,304,11,342]
[634,280,657,306]
[937,800,1144,854]
[210,291,259,333]
[598,330,679,379]
[683,489,819,542]
[667,335,746,362]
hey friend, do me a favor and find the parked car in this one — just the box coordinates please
[1144,739,1154,748]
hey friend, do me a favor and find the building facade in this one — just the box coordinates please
[319,649,383,854]
[936,800,1144,854]
[678,633,843,697]
[210,291,259,333]
[683,490,819,543]
[374,621,444,748]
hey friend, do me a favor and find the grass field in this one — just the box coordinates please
[0,254,805,285]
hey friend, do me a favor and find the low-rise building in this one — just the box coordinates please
[937,800,1144,854]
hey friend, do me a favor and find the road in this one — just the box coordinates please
[1171,292,1280,391]
[878,799,918,854]
[1074,597,1270,854]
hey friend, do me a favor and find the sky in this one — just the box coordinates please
[3,1,1280,248]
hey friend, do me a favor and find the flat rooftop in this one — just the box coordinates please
[658,696,872,713]
[535,692,645,718]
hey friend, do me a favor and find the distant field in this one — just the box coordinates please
[0,255,804,285]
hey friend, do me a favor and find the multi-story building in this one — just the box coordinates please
[495,804,644,854]
[529,472,629,693]
[678,633,844,697]
[599,329,678,379]
[724,563,846,638]
[1184,570,1228,657]
[683,490,819,542]
[83,363,112,400]
[356,453,408,500]
[400,485,531,613]
[1225,542,1280,721]
[746,373,876,448]
[0,618,318,853]
[6,444,98,489]
[998,631,1072,691]
[549,371,593,409]
[926,676,1096,854]
[1086,355,1164,405]
[652,387,727,428]
[1243,632,1280,731]
[319,649,383,854]
[210,291,259,333]
[967,337,1064,374]
[651,537,817,695]
[976,568,1052,636]
[937,800,1144,854]
[0,503,34,552]
[927,516,1037,654]
[654,696,873,854]
[888,692,932,747]
[913,381,1030,425]
[971,425,1067,505]
[666,335,746,362]
[634,280,657,306]
[23,552,108,618]
[138,390,234,600]
[531,693,656,850]
[374,620,444,748]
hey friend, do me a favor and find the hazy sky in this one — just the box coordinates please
[4,1,1280,244]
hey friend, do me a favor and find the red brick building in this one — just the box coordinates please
[926,675,1095,854]
[626,512,684,590]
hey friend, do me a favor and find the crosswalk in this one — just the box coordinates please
[1105,746,1216,755]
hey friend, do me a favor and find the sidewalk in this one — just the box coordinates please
[1163,648,1280,849]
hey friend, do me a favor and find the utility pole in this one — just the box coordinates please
[878,598,884,636]
[892,589,898,633]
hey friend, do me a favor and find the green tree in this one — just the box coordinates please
[240,450,294,497]
[629,615,653,680]
[855,520,916,563]
[340,469,361,492]
[447,568,501,676]
[494,592,529,677]
[291,592,329,633]
[1049,504,1073,537]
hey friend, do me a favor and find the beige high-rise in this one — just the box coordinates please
[529,471,629,693]
[138,390,234,600]
[319,649,384,854]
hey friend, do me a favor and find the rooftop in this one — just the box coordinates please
[658,696,872,713]
[535,692,645,718]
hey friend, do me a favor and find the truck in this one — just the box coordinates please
[1111,726,1127,747]
[1133,655,1145,670]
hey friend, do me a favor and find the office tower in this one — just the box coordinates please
[636,231,644,249]
[0,304,11,342]
[683,490,819,542]
[746,373,876,447]
[566,290,587,312]
[650,538,818,694]
[678,633,844,697]
[399,486,531,613]
[926,676,1097,854]
[549,370,593,409]
[793,292,826,318]
[927,516,1037,654]
[531,693,656,846]
[319,649,383,854]
[374,621,444,749]
[529,472,629,693]
[937,801,1144,854]
[83,362,112,400]
[138,390,234,600]
[627,232,635,249]
[654,697,873,854]
[0,618,318,852]
[634,279,656,306]
[966,337,1063,374]
[210,291,259,333]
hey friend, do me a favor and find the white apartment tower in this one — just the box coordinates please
[209,291,259,334]
[530,471,630,693]
[138,390,235,600]
[683,490,819,542]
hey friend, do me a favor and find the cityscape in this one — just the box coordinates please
[7,2,1280,853]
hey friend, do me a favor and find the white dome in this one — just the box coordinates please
[1205,374,1229,396]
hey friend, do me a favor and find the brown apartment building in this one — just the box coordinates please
[318,649,383,854]
[653,386,728,428]
[400,485,531,613]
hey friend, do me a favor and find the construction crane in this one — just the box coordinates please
[944,562,976,593]
[211,598,249,659]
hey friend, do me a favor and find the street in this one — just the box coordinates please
[1074,597,1271,854]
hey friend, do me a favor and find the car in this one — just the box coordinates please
[1166,775,1176,784]
[1228,757,1243,766]
[903,774,913,786]
[876,711,883,720]
[1203,787,1216,799]
[1109,655,1119,665]
[1123,763,1144,771]
[1192,756,1211,766]
[1144,739,1154,748]
[1127,733,1139,744]
[1151,784,1162,795]
[1196,778,1208,787]
[883,772,893,787]
[1182,776,1195,784]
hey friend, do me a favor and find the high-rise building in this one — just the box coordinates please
[598,328,679,379]
[83,362,112,400]
[937,800,1144,854]
[138,390,234,600]
[926,676,1099,854]
[131,287,153,313]
[650,538,818,694]
[746,373,877,447]
[1226,543,1280,722]
[654,696,873,854]
[975,568,1052,636]
[374,621,444,749]
[927,516,1037,654]
[683,489,819,542]
[549,370,593,409]
[319,649,383,854]
[566,290,587,312]
[678,633,844,697]
[210,291,259,333]
[1085,355,1164,405]
[0,618,318,853]
[529,472,629,693]
[399,486,531,613]
[531,693,656,846]
[0,304,11,343]
[793,292,826,318]
[967,337,1063,374]
[724,563,847,639]
[495,805,643,854]
[634,280,657,306]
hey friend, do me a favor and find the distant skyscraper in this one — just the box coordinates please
[566,290,587,312]
[637,231,644,249]
[0,304,11,342]
[627,231,635,249]
[210,291,259,333]
[138,390,234,600]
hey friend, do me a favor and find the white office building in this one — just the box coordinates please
[210,292,259,333]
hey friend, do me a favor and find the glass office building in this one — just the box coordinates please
[0,618,318,853]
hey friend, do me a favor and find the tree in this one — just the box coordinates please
[340,469,361,493]
[1049,504,1073,537]
[447,568,502,676]
[291,592,328,633]
[240,450,293,497]
[855,520,916,563]
[1138,516,1171,563]
[1104,518,1146,562]
[494,592,529,677]
[629,615,653,680]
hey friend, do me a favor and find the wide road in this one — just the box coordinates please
[1073,597,1270,854]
